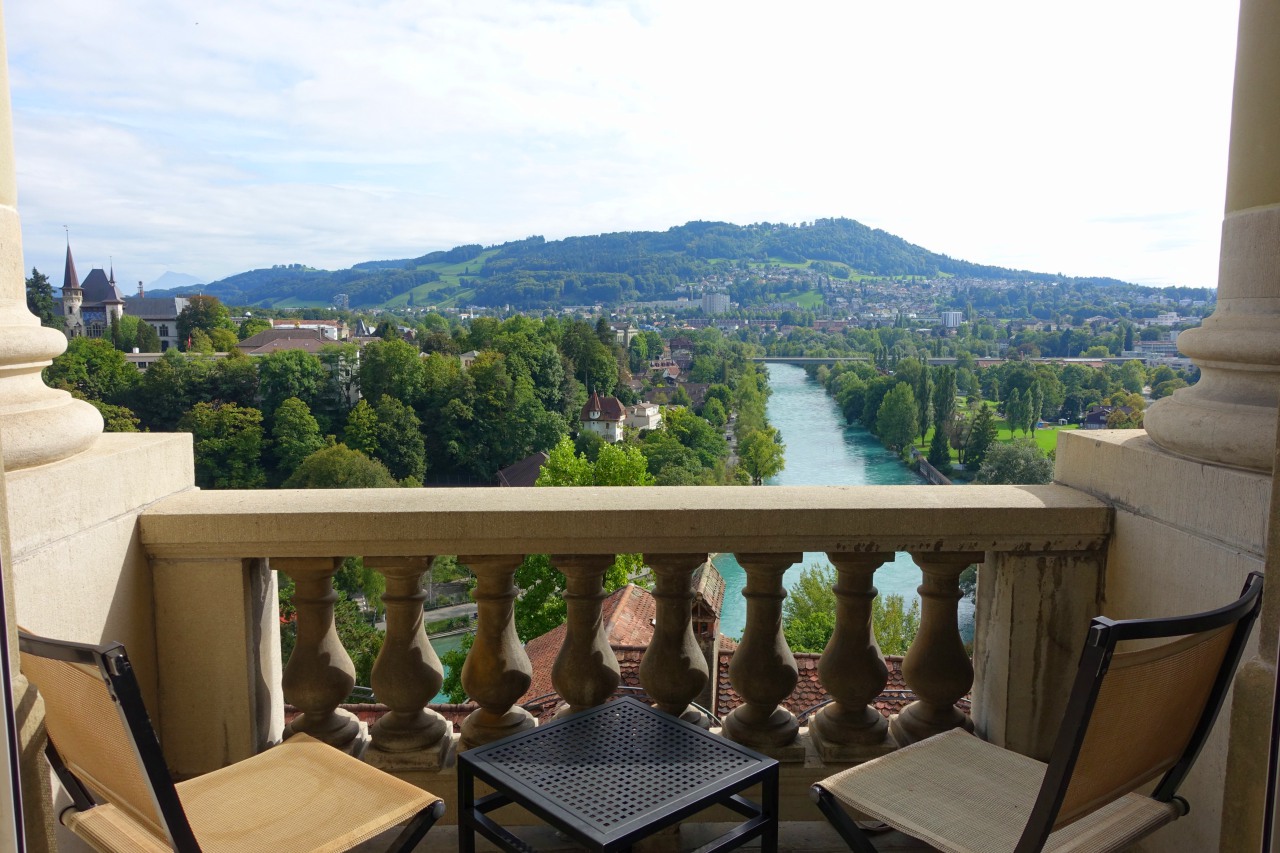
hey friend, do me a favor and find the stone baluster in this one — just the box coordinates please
[891,552,981,746]
[365,556,451,768]
[278,557,363,753]
[639,553,710,725]
[460,554,536,748]
[723,552,802,756]
[810,552,895,761]
[551,554,619,716]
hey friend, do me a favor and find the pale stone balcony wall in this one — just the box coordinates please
[133,483,1113,824]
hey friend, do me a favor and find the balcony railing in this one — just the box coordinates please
[138,484,1111,808]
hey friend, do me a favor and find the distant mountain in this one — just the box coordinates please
[148,271,205,290]
[143,218,1134,310]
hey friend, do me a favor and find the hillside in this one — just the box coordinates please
[149,218,1131,309]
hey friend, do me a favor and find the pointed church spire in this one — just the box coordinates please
[62,243,80,292]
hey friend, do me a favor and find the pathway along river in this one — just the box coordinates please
[713,363,974,641]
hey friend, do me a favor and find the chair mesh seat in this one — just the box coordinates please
[70,734,440,853]
[819,730,1180,853]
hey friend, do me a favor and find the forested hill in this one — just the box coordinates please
[157,218,1131,309]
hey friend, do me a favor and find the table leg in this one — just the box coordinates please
[762,767,779,853]
[459,762,476,853]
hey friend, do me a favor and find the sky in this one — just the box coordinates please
[6,1,1241,291]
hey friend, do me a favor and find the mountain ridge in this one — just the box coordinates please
[142,217,1134,310]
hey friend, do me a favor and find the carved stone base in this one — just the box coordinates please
[712,724,806,762]
[366,727,454,772]
[808,710,895,763]
[810,703,889,747]
[722,704,798,747]
[460,706,537,750]
[370,708,449,752]
[889,702,973,747]
[284,708,368,756]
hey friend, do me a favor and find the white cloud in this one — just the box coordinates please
[7,0,1239,288]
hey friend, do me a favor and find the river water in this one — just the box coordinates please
[714,363,974,641]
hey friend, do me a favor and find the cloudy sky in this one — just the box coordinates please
[7,1,1240,290]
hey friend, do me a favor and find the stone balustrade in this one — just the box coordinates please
[140,484,1110,779]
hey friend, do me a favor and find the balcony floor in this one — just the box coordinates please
[355,821,935,851]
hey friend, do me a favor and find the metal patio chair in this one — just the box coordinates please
[19,631,445,853]
[812,571,1263,853]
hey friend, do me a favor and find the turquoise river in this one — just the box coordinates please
[713,363,974,640]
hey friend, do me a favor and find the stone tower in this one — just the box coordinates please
[60,243,83,337]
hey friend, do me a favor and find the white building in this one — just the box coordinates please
[701,291,730,315]
[941,311,963,328]
[579,391,626,443]
[624,402,662,433]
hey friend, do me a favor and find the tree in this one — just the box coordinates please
[270,397,326,478]
[965,405,997,469]
[258,349,330,424]
[178,402,267,489]
[373,395,427,481]
[875,383,918,452]
[134,319,162,352]
[1005,388,1024,436]
[89,400,140,432]
[238,316,272,340]
[782,563,919,655]
[975,438,1054,485]
[26,268,63,329]
[176,295,233,350]
[283,444,399,488]
[739,428,785,485]
[358,338,426,405]
[44,337,139,402]
[342,400,381,457]
[701,397,727,428]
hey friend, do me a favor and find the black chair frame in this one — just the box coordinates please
[19,632,444,853]
[813,571,1264,853]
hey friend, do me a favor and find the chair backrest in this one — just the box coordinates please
[18,633,201,851]
[1015,572,1264,853]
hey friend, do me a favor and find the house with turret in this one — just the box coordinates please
[579,390,626,443]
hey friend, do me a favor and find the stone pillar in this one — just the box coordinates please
[153,556,280,777]
[1144,0,1280,475]
[891,552,980,746]
[1220,408,1280,853]
[971,552,1103,761]
[0,422,54,852]
[550,554,619,716]
[459,554,536,749]
[366,557,451,769]
[722,552,802,757]
[0,8,101,472]
[809,552,895,761]
[277,558,363,753]
[639,553,709,725]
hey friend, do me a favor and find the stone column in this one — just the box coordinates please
[1144,0,1280,474]
[891,552,980,746]
[277,557,363,753]
[366,556,451,769]
[722,552,802,757]
[809,552,895,761]
[971,552,1103,761]
[639,553,709,725]
[459,554,536,749]
[0,8,101,473]
[550,554,619,716]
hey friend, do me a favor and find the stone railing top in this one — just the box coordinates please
[139,484,1110,559]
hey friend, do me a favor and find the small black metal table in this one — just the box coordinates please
[458,697,779,853]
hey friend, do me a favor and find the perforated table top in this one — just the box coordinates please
[459,697,779,852]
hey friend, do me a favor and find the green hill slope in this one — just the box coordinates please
[152,218,1130,309]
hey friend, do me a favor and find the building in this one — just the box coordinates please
[579,390,626,443]
[624,402,662,432]
[941,311,963,328]
[124,295,190,351]
[58,246,125,339]
[701,291,730,315]
[270,318,348,340]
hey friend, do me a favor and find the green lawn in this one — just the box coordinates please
[914,420,1077,462]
